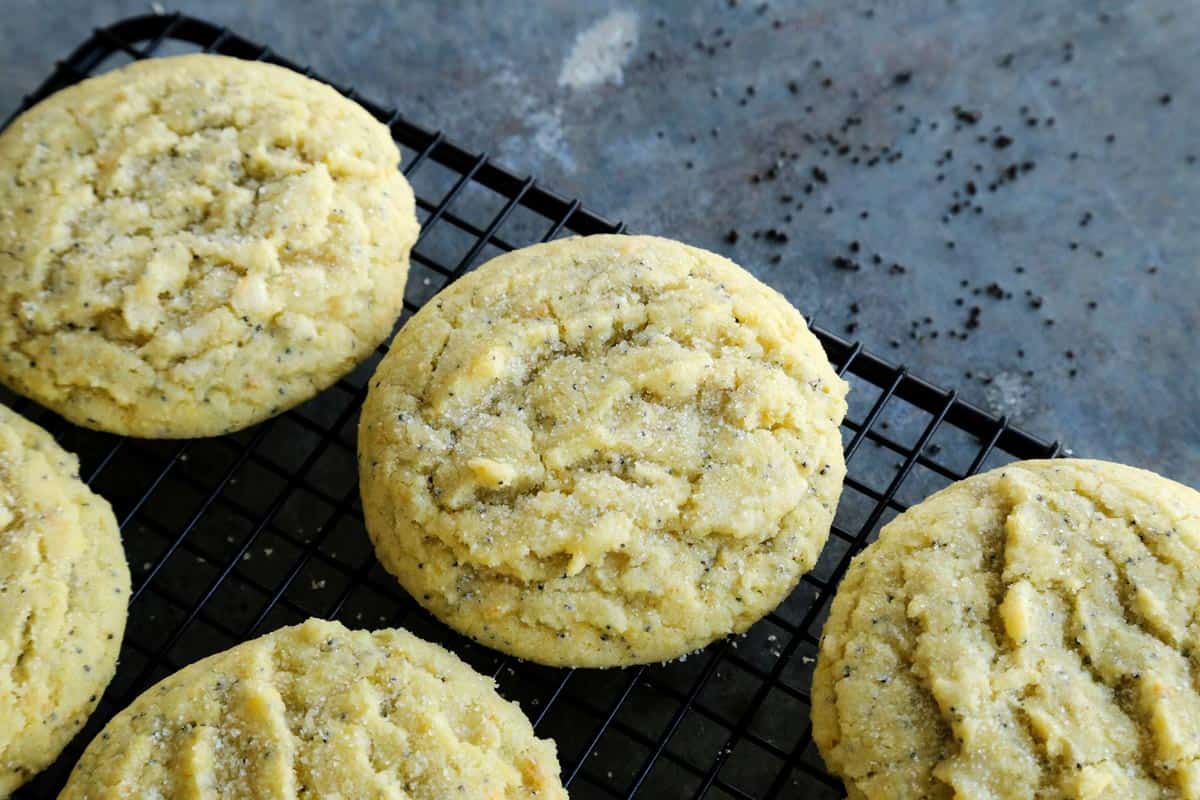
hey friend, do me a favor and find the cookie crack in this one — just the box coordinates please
[1006,699,1057,793]
[1065,487,1200,698]
[7,604,37,707]
[260,641,310,796]
[1060,586,1166,785]
[997,487,1164,791]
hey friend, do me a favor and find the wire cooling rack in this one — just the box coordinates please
[3,14,1061,799]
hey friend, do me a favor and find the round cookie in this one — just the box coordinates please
[359,234,848,667]
[0,54,418,438]
[0,404,128,796]
[812,459,1200,800]
[60,618,565,799]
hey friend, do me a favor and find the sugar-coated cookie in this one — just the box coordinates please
[813,459,1200,800]
[360,234,847,666]
[60,618,565,799]
[0,54,418,437]
[0,405,128,797]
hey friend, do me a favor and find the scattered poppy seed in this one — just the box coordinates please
[953,107,981,125]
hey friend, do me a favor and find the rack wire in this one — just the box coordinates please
[4,14,1061,799]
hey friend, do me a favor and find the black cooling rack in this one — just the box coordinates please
[3,14,1061,799]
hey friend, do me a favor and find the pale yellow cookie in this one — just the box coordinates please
[813,459,1200,800]
[0,54,418,438]
[60,618,565,799]
[0,404,128,797]
[359,234,848,667]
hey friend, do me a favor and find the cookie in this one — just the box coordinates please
[0,404,128,796]
[359,234,848,667]
[812,459,1200,800]
[0,54,418,438]
[60,618,565,799]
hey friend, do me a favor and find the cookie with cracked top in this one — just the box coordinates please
[0,54,418,437]
[0,404,128,797]
[60,618,565,799]
[359,234,848,667]
[813,458,1200,800]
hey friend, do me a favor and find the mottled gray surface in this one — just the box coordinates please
[3,0,1197,484]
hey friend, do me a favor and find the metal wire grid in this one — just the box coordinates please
[2,13,1063,799]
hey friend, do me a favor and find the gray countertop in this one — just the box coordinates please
[3,0,1197,485]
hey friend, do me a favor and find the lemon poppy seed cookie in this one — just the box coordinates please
[813,459,1200,800]
[0,54,418,438]
[359,234,848,667]
[0,404,128,797]
[60,618,566,799]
